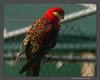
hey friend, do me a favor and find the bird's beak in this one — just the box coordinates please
[53,12,64,20]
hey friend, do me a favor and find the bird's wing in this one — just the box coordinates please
[14,21,47,65]
[15,27,32,65]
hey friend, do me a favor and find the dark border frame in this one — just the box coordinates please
[0,0,99,80]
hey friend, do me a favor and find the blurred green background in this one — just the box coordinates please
[4,4,96,77]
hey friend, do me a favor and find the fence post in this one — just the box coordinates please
[81,52,96,77]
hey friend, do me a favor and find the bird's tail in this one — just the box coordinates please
[19,59,41,76]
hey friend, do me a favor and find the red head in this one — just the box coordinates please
[43,7,64,23]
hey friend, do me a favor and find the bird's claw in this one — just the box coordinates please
[42,55,53,63]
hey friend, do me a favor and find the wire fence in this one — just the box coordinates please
[4,4,96,77]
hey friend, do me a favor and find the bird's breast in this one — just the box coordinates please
[38,29,58,46]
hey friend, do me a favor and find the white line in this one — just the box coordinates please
[60,5,96,23]
[79,4,96,8]
[4,6,96,39]
[4,52,96,60]
[4,26,31,39]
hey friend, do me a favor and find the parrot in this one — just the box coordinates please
[15,7,64,76]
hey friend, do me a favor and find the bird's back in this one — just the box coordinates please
[26,17,59,48]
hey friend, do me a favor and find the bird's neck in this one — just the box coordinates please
[41,16,60,31]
